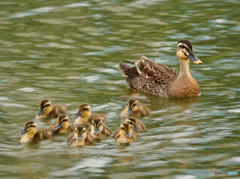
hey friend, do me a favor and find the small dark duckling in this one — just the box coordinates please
[20,121,54,143]
[68,126,94,146]
[113,122,137,143]
[50,114,74,134]
[36,99,67,120]
[74,103,107,125]
[89,118,112,139]
[120,99,150,118]
[125,117,145,133]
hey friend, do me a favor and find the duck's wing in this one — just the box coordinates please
[136,56,179,85]
[112,128,120,138]
[102,124,112,136]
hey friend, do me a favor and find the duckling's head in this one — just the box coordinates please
[38,99,52,116]
[120,122,132,138]
[74,126,87,141]
[20,121,37,135]
[125,117,140,132]
[127,99,139,115]
[76,103,91,118]
[91,118,103,135]
[56,114,70,130]
[176,39,202,65]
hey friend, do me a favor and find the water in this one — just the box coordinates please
[0,0,240,178]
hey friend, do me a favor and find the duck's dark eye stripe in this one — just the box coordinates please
[180,45,190,52]
[43,104,50,108]
[121,127,126,131]
[61,119,67,123]
[82,130,85,134]
[128,122,134,125]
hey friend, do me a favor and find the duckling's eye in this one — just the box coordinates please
[128,122,134,125]
[82,130,85,133]
[83,108,89,111]
[121,127,125,130]
[62,119,67,122]
[29,125,35,127]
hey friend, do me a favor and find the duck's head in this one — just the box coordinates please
[55,114,70,130]
[176,39,202,65]
[91,118,103,135]
[120,122,132,138]
[76,103,91,118]
[74,126,87,141]
[127,99,139,115]
[125,117,140,132]
[20,121,37,135]
[38,99,52,116]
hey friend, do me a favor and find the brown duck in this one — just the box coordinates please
[120,98,150,118]
[118,39,202,98]
[50,114,74,134]
[125,117,145,133]
[89,118,112,139]
[36,99,67,120]
[68,126,94,146]
[74,103,107,125]
[113,122,137,143]
[20,121,54,143]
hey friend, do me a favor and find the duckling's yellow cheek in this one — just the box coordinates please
[132,106,139,111]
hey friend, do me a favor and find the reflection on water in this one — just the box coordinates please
[0,0,240,178]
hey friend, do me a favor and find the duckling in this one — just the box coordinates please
[120,98,150,118]
[118,39,202,98]
[125,117,145,133]
[89,118,112,139]
[50,114,74,134]
[74,103,107,125]
[113,122,137,143]
[36,99,67,120]
[20,121,54,143]
[68,126,94,146]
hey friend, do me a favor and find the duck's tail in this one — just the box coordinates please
[123,60,135,64]
[118,62,139,89]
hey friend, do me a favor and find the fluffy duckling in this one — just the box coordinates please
[36,99,67,120]
[120,99,150,118]
[113,122,137,143]
[20,121,54,143]
[125,117,145,133]
[74,103,107,125]
[68,126,94,146]
[89,118,112,139]
[50,114,74,134]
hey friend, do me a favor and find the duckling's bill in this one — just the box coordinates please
[78,134,83,141]
[125,131,131,138]
[55,123,62,130]
[38,108,44,116]
[20,128,27,134]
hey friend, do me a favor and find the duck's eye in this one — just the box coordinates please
[121,127,125,130]
[83,108,89,111]
[128,122,134,125]
[62,119,67,122]
[82,130,85,133]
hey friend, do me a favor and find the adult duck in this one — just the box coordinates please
[118,39,202,98]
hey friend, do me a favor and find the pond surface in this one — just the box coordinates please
[0,0,240,178]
